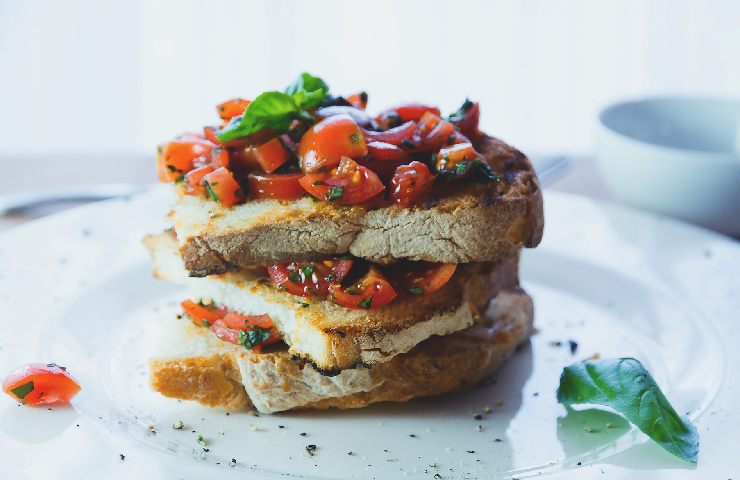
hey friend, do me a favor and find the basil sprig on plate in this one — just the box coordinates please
[557,357,699,462]
[217,72,328,142]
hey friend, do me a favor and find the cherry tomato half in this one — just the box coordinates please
[389,161,435,207]
[248,172,305,200]
[299,157,384,205]
[329,266,397,309]
[299,115,368,173]
[267,259,354,297]
[3,363,81,405]
[202,167,245,207]
[217,98,250,122]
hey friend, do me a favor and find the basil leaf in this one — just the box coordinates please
[217,91,300,142]
[285,73,329,110]
[11,381,34,400]
[557,357,699,462]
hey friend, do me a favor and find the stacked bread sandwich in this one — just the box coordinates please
[144,74,543,413]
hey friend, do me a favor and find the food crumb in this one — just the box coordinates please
[409,434,417,438]
[196,434,207,446]
[119,454,125,461]
[475,425,483,432]
[568,340,579,354]
[473,414,482,420]
[434,474,442,479]
[585,426,594,433]
[229,458,237,468]
[249,424,259,432]
[172,420,184,430]
[548,340,562,347]
[483,406,492,413]
[306,444,317,456]
[278,425,285,429]
[300,432,308,437]
[495,399,504,406]
[494,438,502,443]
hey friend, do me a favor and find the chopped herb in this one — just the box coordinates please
[166,164,176,172]
[345,285,359,294]
[198,300,216,309]
[408,286,423,295]
[196,434,207,446]
[297,302,310,308]
[324,274,336,282]
[454,161,469,175]
[301,265,315,277]
[306,286,319,296]
[201,320,211,328]
[326,186,344,201]
[238,327,271,349]
[358,296,373,309]
[312,180,326,186]
[10,381,34,400]
[349,132,362,144]
[205,183,219,202]
[288,271,302,283]
[174,174,186,184]
[278,284,288,291]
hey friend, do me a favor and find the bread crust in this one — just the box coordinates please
[172,134,543,276]
[149,288,533,413]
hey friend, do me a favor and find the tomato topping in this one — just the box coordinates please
[182,165,214,195]
[391,263,457,295]
[405,112,457,153]
[299,115,368,173]
[449,100,480,141]
[209,319,279,351]
[217,98,250,122]
[202,167,244,207]
[181,299,227,327]
[377,103,441,126]
[347,92,368,110]
[366,141,413,163]
[267,259,354,297]
[253,138,289,173]
[204,126,248,148]
[389,161,435,207]
[222,311,274,330]
[361,121,416,146]
[248,172,305,200]
[435,142,482,176]
[3,363,80,405]
[158,136,215,182]
[329,267,397,309]
[299,157,384,205]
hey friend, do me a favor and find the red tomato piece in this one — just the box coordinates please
[366,141,413,163]
[449,100,480,141]
[158,136,215,182]
[248,172,305,200]
[389,161,435,207]
[253,138,289,173]
[202,167,245,207]
[267,259,354,297]
[298,115,368,173]
[299,157,384,205]
[435,143,482,175]
[183,165,214,196]
[377,103,441,125]
[204,126,248,148]
[217,98,250,122]
[329,267,397,309]
[406,112,457,153]
[392,263,457,295]
[3,363,80,405]
[181,299,227,327]
[222,311,274,330]
[347,92,368,110]
[361,121,416,145]
[209,319,243,345]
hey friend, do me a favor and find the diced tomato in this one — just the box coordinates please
[366,141,413,163]
[181,299,227,327]
[299,157,384,205]
[435,143,482,175]
[404,112,457,153]
[217,98,250,122]
[377,103,441,125]
[204,126,248,148]
[391,263,457,295]
[449,100,480,141]
[210,319,279,351]
[253,138,289,173]
[361,121,416,146]
[158,136,215,182]
[298,115,368,173]
[329,267,397,309]
[209,319,243,345]
[183,165,215,196]
[347,92,368,110]
[202,167,244,207]
[222,311,274,330]
[267,259,354,297]
[3,363,80,405]
[248,172,305,200]
[389,161,435,207]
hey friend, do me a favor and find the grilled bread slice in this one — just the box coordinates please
[144,231,521,372]
[150,288,534,413]
[172,134,544,277]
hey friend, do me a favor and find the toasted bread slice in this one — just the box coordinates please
[172,134,543,276]
[150,288,534,413]
[144,231,521,372]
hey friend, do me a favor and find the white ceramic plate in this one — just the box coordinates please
[1,189,739,479]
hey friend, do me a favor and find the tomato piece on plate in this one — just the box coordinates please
[181,299,227,327]
[3,363,80,405]
[202,167,245,207]
[248,172,305,200]
[389,161,435,207]
[329,266,397,309]
[267,259,354,297]
[298,115,368,173]
[347,91,368,110]
[253,138,289,173]
[376,103,441,125]
[449,100,480,142]
[391,263,457,295]
[361,121,416,146]
[158,135,215,182]
[217,98,250,122]
[299,157,384,205]
[435,142,482,176]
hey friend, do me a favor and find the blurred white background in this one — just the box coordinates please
[0,0,739,200]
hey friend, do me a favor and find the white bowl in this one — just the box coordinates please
[595,97,740,237]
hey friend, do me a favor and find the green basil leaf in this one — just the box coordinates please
[217,91,300,142]
[285,72,329,110]
[557,357,699,462]
[11,381,34,400]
